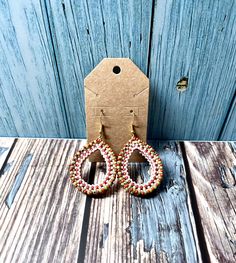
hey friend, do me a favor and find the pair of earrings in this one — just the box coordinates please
[69,111,163,197]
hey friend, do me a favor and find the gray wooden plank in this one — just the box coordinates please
[0,138,87,263]
[81,142,202,263]
[220,95,236,140]
[5,153,33,208]
[148,0,236,140]
[184,141,236,262]
[45,0,154,137]
[0,0,69,137]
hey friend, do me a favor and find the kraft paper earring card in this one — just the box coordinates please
[84,58,149,162]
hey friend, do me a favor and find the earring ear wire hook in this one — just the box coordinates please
[131,111,135,135]
[99,110,104,136]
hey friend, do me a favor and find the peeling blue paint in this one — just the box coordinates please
[0,147,8,156]
[99,223,109,248]
[5,154,33,208]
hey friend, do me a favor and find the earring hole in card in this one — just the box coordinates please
[113,66,121,74]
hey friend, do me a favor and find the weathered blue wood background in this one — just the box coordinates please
[0,0,235,140]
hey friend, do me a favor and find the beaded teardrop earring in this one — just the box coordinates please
[117,111,163,196]
[69,110,116,195]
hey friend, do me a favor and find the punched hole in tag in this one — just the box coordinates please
[113,66,121,74]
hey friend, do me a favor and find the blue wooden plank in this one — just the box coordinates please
[0,88,18,136]
[148,0,236,140]
[0,0,69,137]
[129,141,201,262]
[45,0,154,138]
[0,0,235,141]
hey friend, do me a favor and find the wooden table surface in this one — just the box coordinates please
[0,138,235,263]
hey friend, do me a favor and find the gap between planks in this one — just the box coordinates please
[180,142,211,263]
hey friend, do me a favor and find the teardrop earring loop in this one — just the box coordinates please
[69,110,116,195]
[117,112,163,196]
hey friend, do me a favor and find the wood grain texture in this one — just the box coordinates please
[0,0,69,137]
[184,141,236,263]
[45,0,153,137]
[148,0,236,140]
[0,0,235,140]
[0,138,87,263]
[220,95,236,140]
[1,137,236,262]
[81,141,201,263]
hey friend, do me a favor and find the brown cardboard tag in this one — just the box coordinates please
[84,58,149,162]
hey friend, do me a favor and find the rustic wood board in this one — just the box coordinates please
[1,138,236,262]
[0,138,87,262]
[0,1,235,140]
[0,138,201,263]
[82,143,201,263]
[183,141,236,263]
[81,141,201,263]
[0,0,69,137]
[147,0,236,140]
